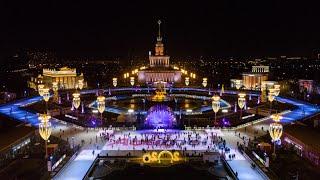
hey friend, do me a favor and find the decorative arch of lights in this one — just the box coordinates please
[142,151,180,163]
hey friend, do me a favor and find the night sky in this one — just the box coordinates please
[1,1,320,57]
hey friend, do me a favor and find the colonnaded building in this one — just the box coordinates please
[138,20,182,85]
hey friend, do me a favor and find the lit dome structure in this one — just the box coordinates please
[145,105,176,129]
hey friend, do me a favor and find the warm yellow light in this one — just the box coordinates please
[72,92,81,109]
[38,113,51,123]
[193,74,196,79]
[38,84,45,96]
[97,96,105,114]
[142,151,180,164]
[268,89,275,102]
[271,113,282,122]
[185,77,190,86]
[39,122,52,141]
[42,88,50,102]
[238,93,246,109]
[52,82,58,91]
[130,77,135,86]
[235,80,241,90]
[202,78,208,87]
[112,78,117,87]
[269,123,283,141]
[78,79,84,90]
[212,95,220,113]
[274,84,280,96]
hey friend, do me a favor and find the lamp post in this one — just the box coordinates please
[72,92,81,119]
[112,78,117,87]
[274,84,280,96]
[202,78,208,88]
[38,84,45,96]
[38,114,51,160]
[235,80,241,90]
[269,113,283,157]
[238,93,246,120]
[97,96,106,121]
[52,82,59,102]
[42,88,50,113]
[268,89,275,114]
[212,95,220,125]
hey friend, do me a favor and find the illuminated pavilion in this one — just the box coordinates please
[138,20,182,85]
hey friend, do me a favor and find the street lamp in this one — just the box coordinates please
[269,113,283,157]
[130,77,135,86]
[52,82,59,102]
[202,78,208,87]
[274,84,280,96]
[72,92,81,110]
[97,96,106,121]
[212,95,220,125]
[185,77,190,86]
[235,80,241,90]
[112,78,117,87]
[238,93,246,120]
[38,114,51,160]
[38,84,45,96]
[268,89,275,114]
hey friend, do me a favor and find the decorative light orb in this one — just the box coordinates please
[269,123,283,142]
[274,84,280,96]
[97,96,106,114]
[130,77,135,86]
[202,78,208,87]
[39,122,52,140]
[112,78,117,87]
[185,77,190,86]
[238,93,246,109]
[212,95,220,113]
[268,89,275,102]
[78,79,84,90]
[52,82,58,92]
[271,113,282,122]
[38,114,51,123]
[42,88,50,102]
[72,93,81,109]
[38,84,45,96]
[235,80,241,90]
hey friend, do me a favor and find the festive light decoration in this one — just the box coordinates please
[202,78,208,87]
[38,114,52,160]
[268,89,276,102]
[235,80,241,90]
[42,88,50,102]
[185,77,190,86]
[145,105,176,129]
[52,82,58,92]
[38,113,51,123]
[72,92,81,109]
[269,113,283,156]
[142,151,180,163]
[97,96,105,120]
[238,93,246,109]
[130,77,135,86]
[78,79,84,90]
[274,84,280,96]
[212,95,220,124]
[38,84,45,96]
[112,78,117,87]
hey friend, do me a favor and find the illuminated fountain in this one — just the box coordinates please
[145,105,176,129]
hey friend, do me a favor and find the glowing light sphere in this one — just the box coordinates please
[38,84,45,96]
[52,82,58,92]
[145,105,176,129]
[269,123,283,142]
[97,96,106,114]
[130,77,135,86]
[202,78,208,87]
[112,78,117,87]
[38,114,51,123]
[238,93,246,109]
[42,88,50,102]
[39,122,52,141]
[185,77,190,86]
[274,84,280,96]
[268,89,276,102]
[72,92,81,109]
[212,95,220,113]
[78,79,84,90]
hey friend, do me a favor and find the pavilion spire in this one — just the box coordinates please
[157,20,162,42]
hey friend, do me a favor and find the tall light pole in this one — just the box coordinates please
[97,96,106,121]
[72,92,81,119]
[269,113,283,157]
[238,93,246,121]
[268,89,275,114]
[42,88,50,113]
[202,78,208,88]
[38,114,51,161]
[212,95,220,125]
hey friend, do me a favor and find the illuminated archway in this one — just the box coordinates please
[158,150,174,163]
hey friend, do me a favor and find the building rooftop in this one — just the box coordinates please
[284,123,320,152]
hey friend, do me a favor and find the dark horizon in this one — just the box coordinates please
[1,1,320,58]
